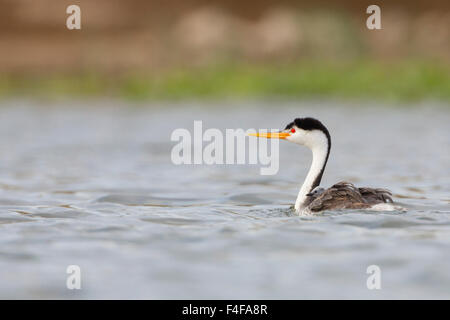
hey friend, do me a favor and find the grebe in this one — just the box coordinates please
[249,117,393,215]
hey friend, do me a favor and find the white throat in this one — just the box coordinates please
[294,131,330,212]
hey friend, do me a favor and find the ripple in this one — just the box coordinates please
[0,102,449,299]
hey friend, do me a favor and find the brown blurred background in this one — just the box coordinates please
[0,0,449,100]
[0,0,449,74]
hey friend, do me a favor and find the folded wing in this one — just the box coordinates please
[308,181,392,212]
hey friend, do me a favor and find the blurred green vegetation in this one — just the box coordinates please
[1,60,449,102]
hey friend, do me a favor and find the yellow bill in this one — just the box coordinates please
[248,131,290,139]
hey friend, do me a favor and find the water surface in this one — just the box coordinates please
[0,100,449,299]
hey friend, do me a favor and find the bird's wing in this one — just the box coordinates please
[308,181,370,212]
[358,187,393,204]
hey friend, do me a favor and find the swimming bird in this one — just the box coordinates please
[249,117,394,215]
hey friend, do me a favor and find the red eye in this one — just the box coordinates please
[290,128,296,133]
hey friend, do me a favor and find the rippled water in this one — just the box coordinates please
[0,100,449,299]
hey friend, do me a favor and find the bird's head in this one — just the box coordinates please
[249,117,331,150]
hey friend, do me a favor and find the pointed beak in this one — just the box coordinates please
[248,131,291,139]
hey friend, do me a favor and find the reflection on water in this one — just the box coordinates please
[0,100,449,299]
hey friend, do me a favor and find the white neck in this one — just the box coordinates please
[294,132,330,212]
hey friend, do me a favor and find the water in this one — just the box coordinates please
[0,100,449,299]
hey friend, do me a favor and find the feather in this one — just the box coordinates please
[308,181,392,212]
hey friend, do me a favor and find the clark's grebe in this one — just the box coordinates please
[249,117,394,215]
